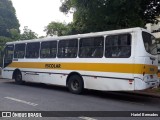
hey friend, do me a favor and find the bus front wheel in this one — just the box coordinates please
[15,71,24,84]
[67,75,84,94]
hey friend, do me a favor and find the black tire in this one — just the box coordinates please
[15,71,24,84]
[67,74,84,94]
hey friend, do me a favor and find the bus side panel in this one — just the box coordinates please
[22,71,40,83]
[21,69,67,86]
[134,76,159,90]
[38,72,67,86]
[81,71,134,91]
[83,75,134,91]
[134,53,159,89]
[2,68,13,79]
[143,56,158,82]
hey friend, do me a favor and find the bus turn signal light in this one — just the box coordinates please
[129,80,133,85]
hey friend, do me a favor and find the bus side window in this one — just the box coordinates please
[79,36,104,58]
[58,39,78,58]
[118,35,131,57]
[4,45,14,59]
[142,32,157,55]
[105,34,131,58]
[26,42,40,58]
[14,43,25,58]
[40,41,57,58]
[4,45,14,67]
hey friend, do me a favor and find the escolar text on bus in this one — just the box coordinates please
[45,64,61,69]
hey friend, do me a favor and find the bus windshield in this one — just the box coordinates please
[142,31,157,55]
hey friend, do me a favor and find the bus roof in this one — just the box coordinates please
[6,27,149,45]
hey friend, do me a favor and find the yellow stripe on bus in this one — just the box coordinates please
[8,62,158,74]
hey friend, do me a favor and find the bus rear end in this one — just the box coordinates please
[134,30,159,90]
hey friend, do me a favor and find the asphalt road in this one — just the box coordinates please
[0,78,160,120]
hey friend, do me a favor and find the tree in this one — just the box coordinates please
[20,26,38,40]
[39,36,45,39]
[0,36,13,58]
[142,0,160,23]
[0,36,13,66]
[0,0,20,37]
[44,21,80,36]
[44,22,69,36]
[60,0,160,34]
[9,28,20,40]
[0,0,20,66]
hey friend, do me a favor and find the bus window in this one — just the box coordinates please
[79,36,104,58]
[4,45,14,67]
[40,41,57,58]
[26,42,40,58]
[58,39,78,58]
[142,31,157,55]
[14,44,25,58]
[105,34,131,58]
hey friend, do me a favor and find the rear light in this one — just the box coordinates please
[129,80,133,85]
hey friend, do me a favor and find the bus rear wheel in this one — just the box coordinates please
[15,71,24,84]
[67,74,84,94]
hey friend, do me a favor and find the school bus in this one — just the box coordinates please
[2,27,159,94]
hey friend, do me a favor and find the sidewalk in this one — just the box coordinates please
[133,88,160,98]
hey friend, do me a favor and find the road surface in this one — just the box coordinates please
[0,78,159,120]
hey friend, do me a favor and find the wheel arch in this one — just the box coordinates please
[12,68,21,79]
[66,72,84,87]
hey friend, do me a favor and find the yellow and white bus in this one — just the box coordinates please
[2,27,159,94]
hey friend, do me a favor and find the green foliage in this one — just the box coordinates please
[44,20,80,36]
[44,22,69,36]
[39,36,45,39]
[0,0,20,37]
[0,36,12,67]
[20,26,38,40]
[60,0,160,34]
[0,36,12,53]
[0,36,12,43]
[141,0,160,23]
[9,28,20,40]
